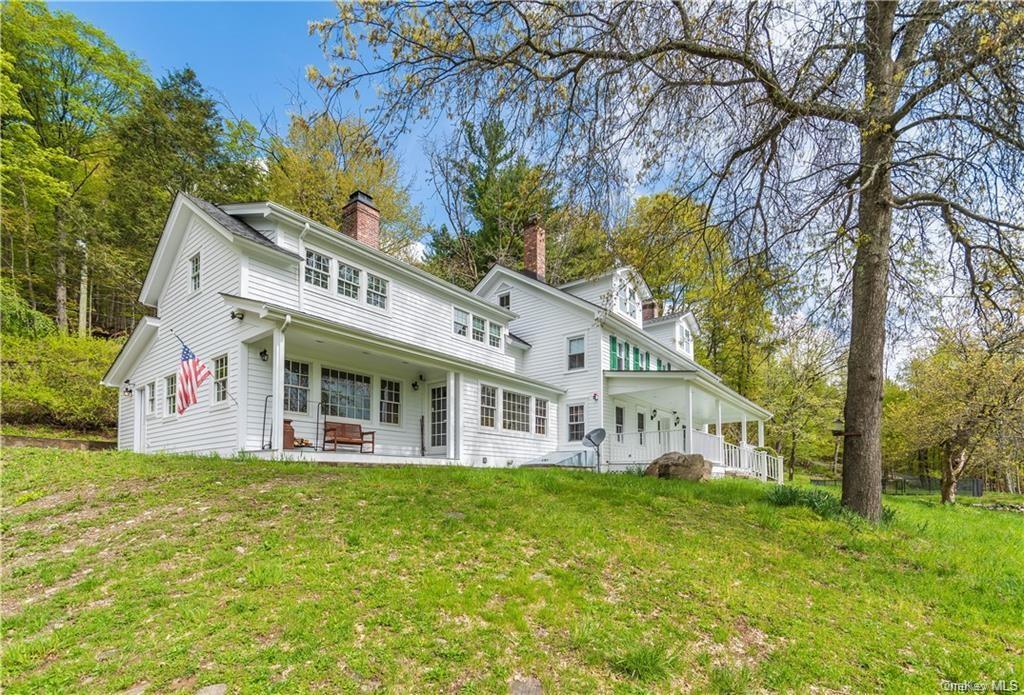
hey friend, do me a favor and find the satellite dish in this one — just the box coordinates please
[583,428,606,448]
[583,428,606,473]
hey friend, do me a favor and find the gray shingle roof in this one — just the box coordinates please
[184,194,299,258]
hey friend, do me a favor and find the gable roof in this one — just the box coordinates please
[474,265,769,417]
[182,194,286,254]
[100,316,160,386]
[139,193,301,308]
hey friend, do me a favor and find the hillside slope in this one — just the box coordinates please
[2,449,1021,693]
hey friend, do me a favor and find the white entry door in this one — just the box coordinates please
[427,383,448,455]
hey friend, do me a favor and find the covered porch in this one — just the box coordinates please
[231,303,469,463]
[603,370,783,482]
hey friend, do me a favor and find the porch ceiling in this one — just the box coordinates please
[604,370,770,422]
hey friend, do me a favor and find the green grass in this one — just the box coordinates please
[2,423,116,442]
[2,448,1022,693]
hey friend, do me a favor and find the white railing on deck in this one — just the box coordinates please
[690,429,722,463]
[603,428,783,483]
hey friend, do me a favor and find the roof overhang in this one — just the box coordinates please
[221,293,562,397]
[101,316,160,387]
[604,369,773,420]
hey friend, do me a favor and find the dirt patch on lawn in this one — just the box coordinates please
[693,617,780,670]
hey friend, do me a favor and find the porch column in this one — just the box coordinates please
[271,327,286,455]
[686,383,694,453]
[757,420,765,448]
[716,400,723,464]
[446,370,457,460]
[741,413,748,446]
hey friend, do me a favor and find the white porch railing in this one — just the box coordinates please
[606,429,783,483]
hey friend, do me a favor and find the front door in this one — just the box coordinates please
[427,383,448,455]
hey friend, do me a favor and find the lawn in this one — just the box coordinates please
[2,449,1022,693]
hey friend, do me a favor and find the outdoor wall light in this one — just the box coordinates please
[230,310,245,321]
[259,349,269,362]
[123,380,133,397]
[592,392,599,401]
[674,417,681,427]
[411,381,419,391]
[651,409,658,419]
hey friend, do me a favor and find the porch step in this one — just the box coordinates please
[520,450,595,469]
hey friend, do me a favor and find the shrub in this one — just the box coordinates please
[609,644,676,681]
[2,333,122,430]
[0,280,55,338]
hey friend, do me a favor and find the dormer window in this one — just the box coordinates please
[679,326,694,356]
[304,249,330,289]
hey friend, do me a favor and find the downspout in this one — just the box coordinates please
[297,223,310,312]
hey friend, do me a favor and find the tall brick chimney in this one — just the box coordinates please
[523,216,546,282]
[341,190,380,249]
[642,300,658,321]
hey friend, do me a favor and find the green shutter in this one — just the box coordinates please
[633,347,640,369]
[657,358,663,371]
[645,352,650,370]
[609,336,617,369]
[624,342,630,370]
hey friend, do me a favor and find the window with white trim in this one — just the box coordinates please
[567,336,585,370]
[488,322,502,348]
[453,308,469,337]
[304,249,330,288]
[165,374,177,415]
[479,384,497,428]
[366,273,388,309]
[535,398,548,435]
[472,316,486,342]
[213,354,228,402]
[190,253,201,292]
[502,390,530,432]
[498,292,510,309]
[379,378,401,425]
[337,263,360,299]
[568,404,585,441]
[322,368,371,420]
[615,406,624,441]
[146,382,155,414]
[284,360,309,413]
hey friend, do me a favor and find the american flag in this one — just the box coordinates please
[177,342,211,415]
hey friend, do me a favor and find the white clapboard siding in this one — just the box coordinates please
[459,375,559,466]
[117,392,134,450]
[125,216,243,455]
[244,237,515,373]
[479,278,604,444]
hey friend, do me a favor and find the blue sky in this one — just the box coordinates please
[52,1,447,227]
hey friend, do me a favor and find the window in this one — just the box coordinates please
[480,384,497,428]
[379,379,401,425]
[190,254,201,292]
[615,406,624,441]
[321,368,371,420]
[498,292,510,309]
[146,383,155,414]
[502,390,530,432]
[535,398,548,435]
[213,354,228,403]
[284,360,309,413]
[165,375,177,415]
[568,404,585,441]
[337,263,360,299]
[567,336,585,370]
[488,322,502,348]
[622,341,631,370]
[366,273,388,309]
[305,249,330,288]
[637,412,646,444]
[472,316,486,342]
[453,308,469,336]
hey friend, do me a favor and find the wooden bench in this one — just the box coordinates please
[322,421,375,453]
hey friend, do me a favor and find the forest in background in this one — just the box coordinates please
[1,1,1020,495]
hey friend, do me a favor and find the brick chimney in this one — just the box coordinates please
[642,300,658,321]
[523,216,546,282]
[341,190,380,249]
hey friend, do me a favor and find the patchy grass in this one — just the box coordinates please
[2,448,1022,693]
[1,424,116,442]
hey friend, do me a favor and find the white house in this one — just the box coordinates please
[103,191,782,481]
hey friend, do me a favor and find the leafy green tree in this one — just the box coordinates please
[1,0,146,332]
[105,68,266,304]
[266,114,426,259]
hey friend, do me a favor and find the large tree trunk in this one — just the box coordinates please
[841,1,896,521]
[941,443,968,504]
[78,243,89,337]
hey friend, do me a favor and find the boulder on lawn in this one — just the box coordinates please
[644,452,711,482]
